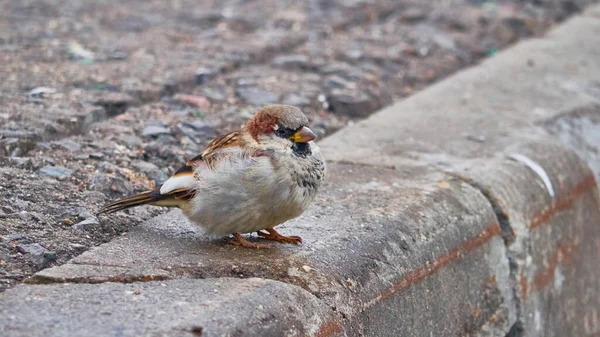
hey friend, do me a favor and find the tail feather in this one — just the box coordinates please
[97,191,155,214]
[97,187,196,215]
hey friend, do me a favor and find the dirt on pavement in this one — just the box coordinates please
[0,0,595,291]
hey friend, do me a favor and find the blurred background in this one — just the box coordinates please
[0,0,594,291]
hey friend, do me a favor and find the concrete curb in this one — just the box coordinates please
[2,5,600,337]
[455,141,600,337]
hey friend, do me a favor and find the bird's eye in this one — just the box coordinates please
[275,125,289,137]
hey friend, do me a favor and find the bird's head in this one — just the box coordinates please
[246,105,316,156]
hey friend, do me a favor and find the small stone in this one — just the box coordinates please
[131,161,169,184]
[319,62,350,75]
[271,54,309,68]
[174,94,211,108]
[432,33,456,50]
[465,134,486,143]
[1,233,27,244]
[0,130,38,139]
[1,137,38,157]
[302,265,312,272]
[280,93,311,107]
[27,87,57,101]
[52,139,82,152]
[77,208,95,220]
[121,135,143,147]
[16,243,56,268]
[438,181,451,189]
[181,120,214,133]
[42,251,57,262]
[73,217,101,232]
[142,124,170,137]
[236,88,279,106]
[89,152,105,159]
[67,42,96,64]
[107,50,128,60]
[18,211,39,222]
[399,238,410,250]
[324,75,350,89]
[97,161,119,173]
[162,81,179,96]
[201,86,228,103]
[401,8,427,22]
[8,157,32,168]
[94,92,133,117]
[345,49,363,60]
[195,67,216,85]
[39,166,73,179]
[327,91,377,118]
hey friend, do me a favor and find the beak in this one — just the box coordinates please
[290,126,316,143]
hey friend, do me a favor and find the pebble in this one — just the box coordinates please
[271,54,310,68]
[27,87,58,102]
[142,124,171,137]
[121,135,144,147]
[465,134,486,143]
[67,42,96,64]
[174,94,211,109]
[327,91,376,118]
[73,217,101,233]
[77,208,95,221]
[1,233,27,244]
[39,166,73,179]
[324,75,351,89]
[0,130,38,139]
[16,243,56,268]
[201,86,228,103]
[8,157,32,168]
[401,8,427,23]
[236,88,278,106]
[280,92,311,107]
[131,161,169,184]
[89,152,105,159]
[195,67,216,85]
[0,137,37,157]
[181,120,214,133]
[52,139,82,152]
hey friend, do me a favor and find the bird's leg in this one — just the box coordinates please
[256,228,302,244]
[227,233,272,249]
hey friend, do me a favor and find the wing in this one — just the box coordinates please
[99,131,248,214]
[158,131,245,197]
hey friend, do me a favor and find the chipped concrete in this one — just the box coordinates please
[456,142,600,337]
[0,278,339,337]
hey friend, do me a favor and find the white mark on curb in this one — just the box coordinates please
[508,153,555,198]
[554,266,565,293]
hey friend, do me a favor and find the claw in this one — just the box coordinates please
[257,228,302,244]
[227,233,272,249]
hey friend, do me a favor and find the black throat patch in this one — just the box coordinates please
[292,142,311,157]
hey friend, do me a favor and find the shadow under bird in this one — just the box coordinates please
[98,105,326,248]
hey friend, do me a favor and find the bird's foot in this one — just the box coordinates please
[257,228,302,244]
[227,233,272,249]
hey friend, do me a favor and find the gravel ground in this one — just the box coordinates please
[0,0,595,291]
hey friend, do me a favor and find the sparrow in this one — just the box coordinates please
[98,105,326,248]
